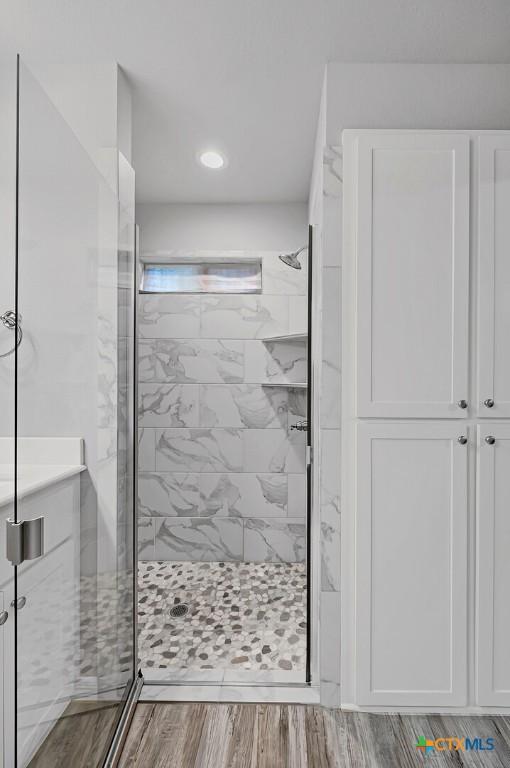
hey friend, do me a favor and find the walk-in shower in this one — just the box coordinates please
[137,246,312,684]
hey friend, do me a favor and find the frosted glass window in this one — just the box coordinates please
[141,262,262,293]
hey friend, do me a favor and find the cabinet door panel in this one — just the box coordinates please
[356,422,468,706]
[477,425,510,705]
[356,133,470,418]
[478,137,510,417]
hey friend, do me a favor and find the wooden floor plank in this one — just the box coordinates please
[253,704,289,768]
[118,704,155,767]
[287,706,308,768]
[222,704,258,768]
[118,702,510,768]
[28,700,121,768]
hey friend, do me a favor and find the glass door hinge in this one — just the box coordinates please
[6,517,44,566]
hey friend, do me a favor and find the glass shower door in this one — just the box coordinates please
[9,58,137,767]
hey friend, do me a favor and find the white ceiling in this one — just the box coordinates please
[2,1,510,203]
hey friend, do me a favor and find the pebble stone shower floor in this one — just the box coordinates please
[138,561,307,676]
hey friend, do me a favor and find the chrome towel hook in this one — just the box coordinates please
[0,310,23,358]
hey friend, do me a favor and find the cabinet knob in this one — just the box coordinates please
[457,436,468,445]
[0,611,8,626]
[484,398,495,408]
[10,596,26,610]
[485,435,496,445]
[457,399,468,409]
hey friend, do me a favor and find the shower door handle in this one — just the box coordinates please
[6,517,44,566]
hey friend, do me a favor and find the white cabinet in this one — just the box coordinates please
[476,425,510,705]
[477,136,510,417]
[343,129,510,711]
[353,132,470,418]
[355,422,468,706]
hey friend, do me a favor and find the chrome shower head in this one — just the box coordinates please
[278,245,307,270]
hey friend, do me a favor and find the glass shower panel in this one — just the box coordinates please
[0,53,17,768]
[12,60,136,767]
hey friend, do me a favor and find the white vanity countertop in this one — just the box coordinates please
[0,463,86,508]
[0,437,86,508]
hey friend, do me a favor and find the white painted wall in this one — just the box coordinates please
[136,203,308,252]
[326,63,510,144]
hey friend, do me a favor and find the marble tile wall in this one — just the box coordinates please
[137,251,309,563]
[319,145,343,707]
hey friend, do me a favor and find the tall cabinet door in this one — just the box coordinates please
[354,132,470,418]
[356,422,468,706]
[478,136,510,417]
[477,425,510,705]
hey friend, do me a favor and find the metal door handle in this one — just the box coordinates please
[6,517,44,566]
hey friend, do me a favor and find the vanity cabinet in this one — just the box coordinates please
[0,474,80,766]
[343,129,510,710]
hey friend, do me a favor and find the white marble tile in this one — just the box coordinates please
[138,517,155,560]
[138,294,201,338]
[243,518,306,562]
[140,684,223,702]
[138,339,244,384]
[244,429,306,473]
[199,384,287,429]
[288,388,308,424]
[262,251,308,295]
[244,340,307,385]
[138,428,156,470]
[221,669,306,685]
[320,429,341,592]
[138,383,198,427]
[218,686,319,704]
[320,267,341,430]
[320,681,341,708]
[199,473,287,517]
[288,295,308,335]
[320,365,341,430]
[200,295,288,339]
[155,428,243,472]
[141,668,225,683]
[323,194,343,268]
[322,268,341,372]
[140,683,320,704]
[138,472,202,517]
[288,474,307,518]
[320,590,341,700]
[154,517,243,561]
[323,145,343,199]
[97,311,117,430]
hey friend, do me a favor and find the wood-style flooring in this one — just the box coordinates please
[119,703,510,768]
[27,700,121,768]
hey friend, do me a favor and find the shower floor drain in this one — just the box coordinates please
[170,603,189,619]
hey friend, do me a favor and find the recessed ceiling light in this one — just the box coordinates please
[199,150,225,169]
